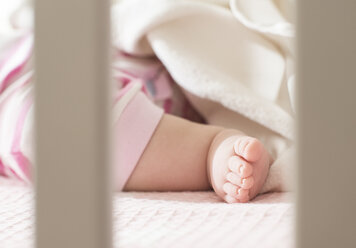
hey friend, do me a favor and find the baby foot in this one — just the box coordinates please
[207,130,271,203]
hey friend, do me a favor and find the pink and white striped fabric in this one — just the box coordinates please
[0,6,203,183]
[0,35,167,184]
[0,34,33,182]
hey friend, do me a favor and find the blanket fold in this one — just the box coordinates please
[113,0,296,192]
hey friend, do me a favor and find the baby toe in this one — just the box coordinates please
[223,182,239,196]
[228,157,253,177]
[226,172,254,190]
[239,163,253,177]
[234,136,263,162]
[237,194,250,203]
[226,172,241,185]
[241,177,254,189]
[224,195,239,203]
[236,188,249,200]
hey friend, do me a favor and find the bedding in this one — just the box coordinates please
[1,0,296,193]
[112,0,296,193]
[0,1,296,246]
[0,177,294,248]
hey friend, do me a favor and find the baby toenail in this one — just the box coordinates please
[242,178,254,188]
[239,165,246,174]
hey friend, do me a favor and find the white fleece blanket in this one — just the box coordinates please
[0,0,296,192]
[112,0,296,192]
[0,177,294,248]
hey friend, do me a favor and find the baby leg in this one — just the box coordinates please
[124,113,271,203]
[124,114,221,191]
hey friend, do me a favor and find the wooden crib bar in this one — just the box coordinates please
[297,0,356,247]
[34,0,112,247]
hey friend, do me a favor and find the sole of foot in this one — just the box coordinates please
[208,130,271,203]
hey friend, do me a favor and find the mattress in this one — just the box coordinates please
[0,177,294,248]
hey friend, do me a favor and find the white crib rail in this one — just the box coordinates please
[34,0,112,247]
[297,0,356,247]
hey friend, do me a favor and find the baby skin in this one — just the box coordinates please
[124,114,272,203]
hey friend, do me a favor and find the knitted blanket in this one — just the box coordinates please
[0,177,294,248]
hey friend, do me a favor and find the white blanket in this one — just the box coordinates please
[112,0,296,192]
[0,0,296,193]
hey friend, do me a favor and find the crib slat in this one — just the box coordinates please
[297,1,356,247]
[34,0,112,247]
